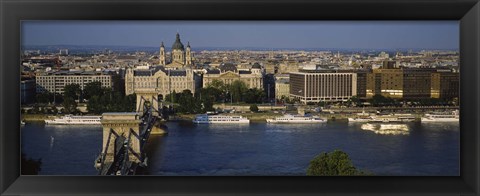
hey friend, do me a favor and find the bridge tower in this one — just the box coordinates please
[95,90,165,175]
[135,91,160,116]
[101,113,143,164]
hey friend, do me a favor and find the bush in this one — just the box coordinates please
[250,104,259,112]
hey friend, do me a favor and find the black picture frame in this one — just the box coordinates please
[1,0,479,195]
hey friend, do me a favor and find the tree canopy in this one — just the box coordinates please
[63,83,82,102]
[228,80,248,103]
[250,104,259,112]
[83,81,104,100]
[306,150,369,176]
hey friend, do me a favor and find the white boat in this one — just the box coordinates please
[348,110,374,122]
[21,121,26,126]
[421,110,459,122]
[192,114,250,124]
[361,123,409,135]
[45,115,102,125]
[369,114,401,123]
[370,114,415,123]
[348,116,372,122]
[266,114,326,123]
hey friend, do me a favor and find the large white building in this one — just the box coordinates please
[289,70,357,103]
[36,70,113,94]
[125,33,201,98]
[202,63,263,89]
[125,66,200,98]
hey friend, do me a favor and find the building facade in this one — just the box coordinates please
[275,78,290,100]
[36,71,112,94]
[125,66,199,98]
[21,79,36,104]
[431,71,459,99]
[366,67,458,100]
[366,68,404,99]
[289,71,357,103]
[355,70,369,99]
[202,63,263,89]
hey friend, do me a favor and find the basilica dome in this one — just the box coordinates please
[172,33,184,50]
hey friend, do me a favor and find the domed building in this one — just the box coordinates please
[159,33,193,68]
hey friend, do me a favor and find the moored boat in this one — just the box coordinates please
[348,109,376,122]
[192,114,250,124]
[370,113,415,123]
[45,115,102,125]
[266,114,326,123]
[421,110,459,122]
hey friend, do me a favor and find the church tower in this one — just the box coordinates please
[159,42,166,65]
[171,33,185,65]
[186,41,193,66]
[125,68,135,95]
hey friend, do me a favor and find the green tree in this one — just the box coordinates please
[244,88,265,104]
[124,93,136,112]
[306,150,368,176]
[63,83,82,102]
[197,87,216,112]
[112,74,126,96]
[250,104,259,113]
[369,94,395,107]
[62,97,77,114]
[207,79,228,102]
[349,95,361,106]
[87,95,103,114]
[35,92,52,104]
[176,90,202,114]
[83,81,103,100]
[228,80,248,103]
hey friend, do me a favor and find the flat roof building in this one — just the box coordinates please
[36,70,113,94]
[289,70,357,104]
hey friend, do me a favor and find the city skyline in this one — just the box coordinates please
[22,21,459,50]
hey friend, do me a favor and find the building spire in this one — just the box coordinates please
[187,41,190,48]
[161,41,164,47]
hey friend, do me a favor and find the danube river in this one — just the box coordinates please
[21,121,459,176]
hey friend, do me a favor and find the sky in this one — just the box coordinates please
[21,21,459,50]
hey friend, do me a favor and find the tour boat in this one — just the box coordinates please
[44,115,102,125]
[421,110,459,122]
[348,116,373,122]
[20,121,26,126]
[348,110,376,122]
[266,114,327,123]
[192,114,250,124]
[361,123,409,135]
[369,114,415,123]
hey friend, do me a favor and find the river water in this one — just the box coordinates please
[21,121,459,176]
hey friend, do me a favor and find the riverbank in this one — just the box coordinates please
[22,114,51,122]
[21,111,429,123]
[169,112,426,122]
[169,112,285,122]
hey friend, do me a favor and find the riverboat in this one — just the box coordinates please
[45,115,102,125]
[266,114,326,123]
[421,110,459,122]
[192,114,250,124]
[370,114,415,123]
